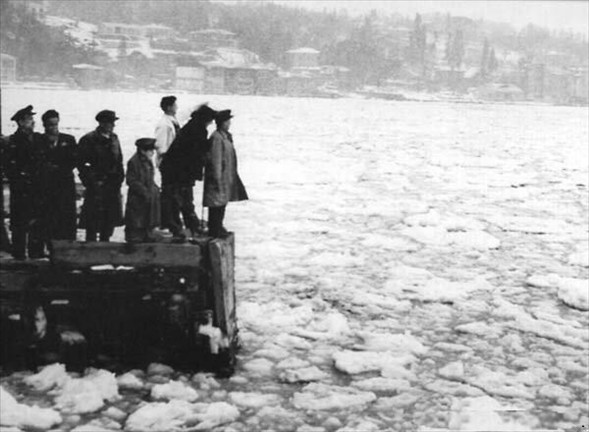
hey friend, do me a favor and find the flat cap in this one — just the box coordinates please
[215,109,233,123]
[135,137,156,150]
[95,110,119,123]
[11,105,36,122]
[190,103,217,122]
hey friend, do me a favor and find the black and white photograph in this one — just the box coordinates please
[0,0,588,431]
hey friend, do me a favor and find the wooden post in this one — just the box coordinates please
[208,233,237,344]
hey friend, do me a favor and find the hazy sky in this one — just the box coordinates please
[238,1,589,35]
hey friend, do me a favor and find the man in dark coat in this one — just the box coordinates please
[160,104,217,241]
[203,109,248,237]
[34,110,78,250]
[78,110,124,242]
[3,105,44,259]
[0,135,11,253]
[125,138,160,243]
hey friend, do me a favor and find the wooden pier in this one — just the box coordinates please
[0,235,238,375]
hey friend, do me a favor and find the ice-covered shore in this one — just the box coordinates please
[1,88,588,431]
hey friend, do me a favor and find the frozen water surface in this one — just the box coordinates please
[1,88,588,431]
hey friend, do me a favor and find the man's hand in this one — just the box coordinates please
[60,330,86,345]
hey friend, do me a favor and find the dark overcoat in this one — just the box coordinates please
[160,117,209,186]
[125,152,160,230]
[3,129,40,230]
[203,129,248,208]
[77,129,124,230]
[36,133,78,240]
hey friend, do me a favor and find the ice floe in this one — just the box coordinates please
[229,392,282,408]
[292,383,376,410]
[151,380,199,402]
[0,386,62,430]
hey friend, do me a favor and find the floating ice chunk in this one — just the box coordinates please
[125,400,196,431]
[538,384,573,403]
[55,368,119,414]
[455,322,503,338]
[375,393,421,411]
[487,215,572,235]
[506,311,587,348]
[433,342,473,353]
[424,379,484,397]
[388,276,494,303]
[238,302,314,334]
[229,392,282,408]
[556,277,589,311]
[308,312,351,338]
[403,210,442,227]
[466,367,536,400]
[568,250,589,267]
[190,402,240,430]
[242,358,274,375]
[333,350,414,375]
[151,380,199,402]
[71,424,116,432]
[0,386,62,430]
[355,332,427,355]
[297,425,326,432]
[336,419,381,431]
[526,273,560,289]
[380,364,417,381]
[447,396,536,431]
[515,368,549,387]
[400,226,451,246]
[450,231,500,250]
[24,363,69,391]
[279,366,329,383]
[147,363,175,376]
[276,358,311,370]
[351,377,410,392]
[362,235,420,251]
[439,361,464,380]
[253,344,290,360]
[275,333,313,350]
[292,383,376,410]
[55,379,106,414]
[116,372,144,390]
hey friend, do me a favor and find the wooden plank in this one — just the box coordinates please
[50,240,202,269]
[208,233,237,343]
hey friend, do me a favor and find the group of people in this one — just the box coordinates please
[0,96,248,260]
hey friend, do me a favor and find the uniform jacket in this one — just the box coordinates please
[77,129,124,229]
[125,152,160,229]
[155,114,179,165]
[203,129,248,207]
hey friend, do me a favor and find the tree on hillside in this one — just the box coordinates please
[447,29,464,70]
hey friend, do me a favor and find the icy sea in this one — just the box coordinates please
[1,88,588,432]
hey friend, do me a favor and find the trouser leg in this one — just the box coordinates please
[11,227,26,259]
[125,227,147,243]
[162,185,183,236]
[208,206,226,237]
[179,187,199,234]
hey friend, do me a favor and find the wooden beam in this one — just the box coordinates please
[208,233,237,343]
[50,240,202,269]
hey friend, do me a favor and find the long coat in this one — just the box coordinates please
[203,129,248,208]
[36,133,78,240]
[125,152,160,230]
[77,129,124,230]
[3,129,40,230]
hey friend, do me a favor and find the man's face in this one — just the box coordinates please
[99,121,115,135]
[142,149,155,159]
[18,115,35,132]
[44,116,59,136]
[222,119,231,131]
[168,102,178,116]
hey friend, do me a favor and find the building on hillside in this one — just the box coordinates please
[286,48,320,69]
[525,63,545,98]
[569,68,589,105]
[143,24,175,40]
[8,0,47,18]
[544,67,570,103]
[1,53,17,82]
[175,65,206,92]
[189,29,238,51]
[98,22,146,38]
[71,63,106,88]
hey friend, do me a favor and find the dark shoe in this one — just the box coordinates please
[171,232,187,244]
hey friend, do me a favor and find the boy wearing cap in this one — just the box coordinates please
[125,138,160,243]
[78,110,125,242]
[3,105,43,259]
[35,110,78,247]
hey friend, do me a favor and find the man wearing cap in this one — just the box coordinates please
[203,109,248,237]
[3,105,43,259]
[160,104,217,240]
[155,96,179,167]
[124,138,160,243]
[78,110,125,242]
[34,110,78,248]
